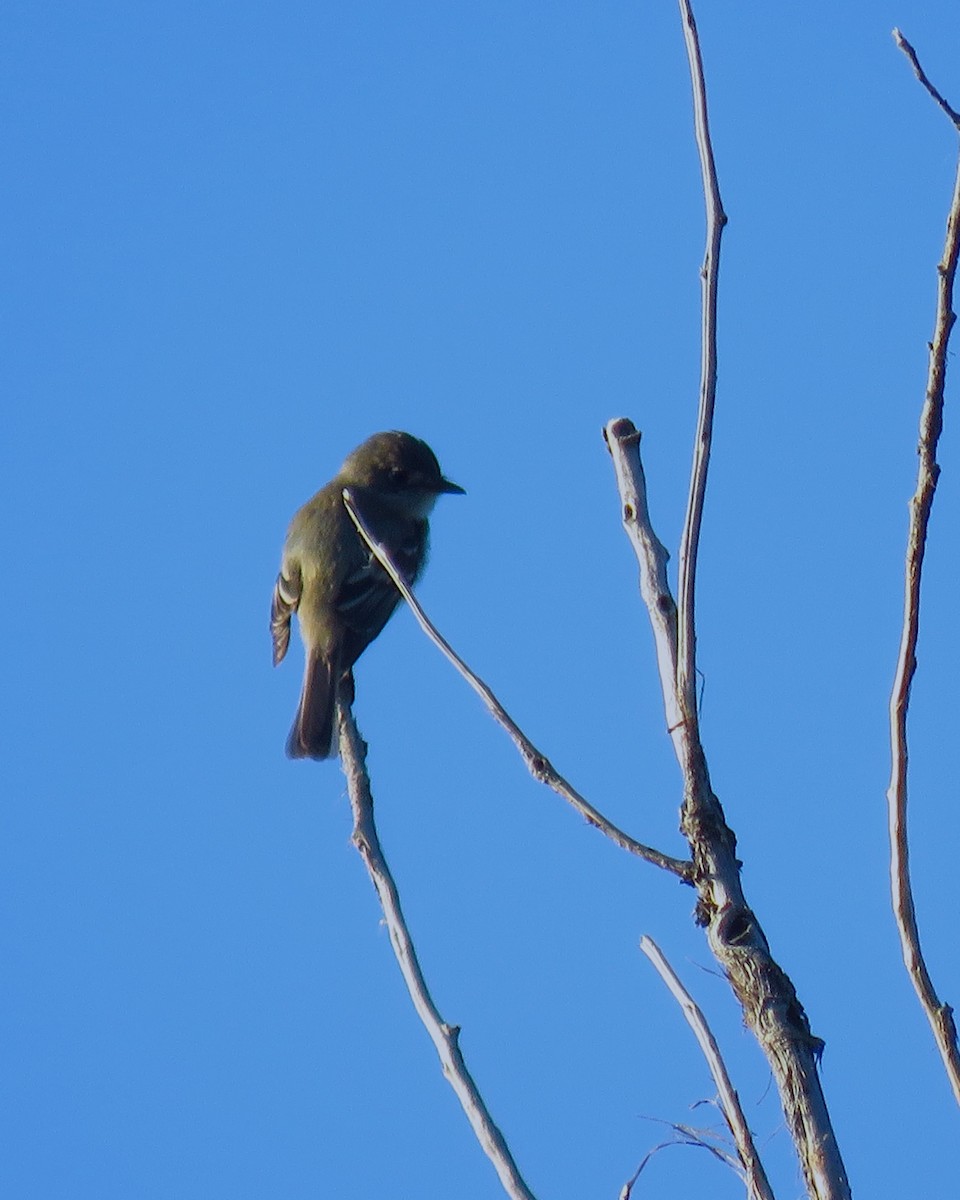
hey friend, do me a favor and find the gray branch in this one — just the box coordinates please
[342,488,692,881]
[640,936,776,1200]
[605,419,850,1200]
[887,29,960,1106]
[337,704,538,1200]
[675,0,728,719]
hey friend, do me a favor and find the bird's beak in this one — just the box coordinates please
[438,478,466,495]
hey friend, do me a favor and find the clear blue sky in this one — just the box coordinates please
[4,2,960,1196]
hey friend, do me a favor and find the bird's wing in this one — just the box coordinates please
[271,559,302,666]
[336,524,426,667]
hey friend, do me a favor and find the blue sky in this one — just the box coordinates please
[4,2,960,1196]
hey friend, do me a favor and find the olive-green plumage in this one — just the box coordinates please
[271,431,463,759]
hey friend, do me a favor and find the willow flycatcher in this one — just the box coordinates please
[271,431,464,759]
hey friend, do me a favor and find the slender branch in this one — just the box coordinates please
[893,29,960,130]
[675,0,728,718]
[886,30,960,1106]
[342,488,693,881]
[337,703,538,1200]
[640,936,776,1200]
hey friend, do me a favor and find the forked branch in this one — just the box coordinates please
[602,5,851,1197]
[605,420,849,1200]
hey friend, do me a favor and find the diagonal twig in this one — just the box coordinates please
[640,936,776,1200]
[337,702,538,1200]
[894,29,960,130]
[887,29,960,1106]
[675,0,728,719]
[341,488,692,881]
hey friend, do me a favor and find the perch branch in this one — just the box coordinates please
[342,488,692,882]
[337,703,538,1200]
[640,936,776,1200]
[886,29,960,1106]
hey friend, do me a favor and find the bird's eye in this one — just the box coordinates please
[389,466,407,488]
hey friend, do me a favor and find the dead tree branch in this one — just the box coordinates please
[605,419,849,1200]
[337,703,538,1200]
[342,488,693,881]
[675,0,728,718]
[886,28,960,1106]
[600,8,852,1197]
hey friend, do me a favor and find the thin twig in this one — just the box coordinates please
[660,1120,739,1171]
[342,488,693,882]
[887,30,960,1106]
[337,703,538,1200]
[640,937,776,1200]
[893,29,960,130]
[675,0,728,718]
[619,1130,739,1200]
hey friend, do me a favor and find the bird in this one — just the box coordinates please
[271,431,464,759]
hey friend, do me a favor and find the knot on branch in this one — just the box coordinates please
[716,906,756,947]
[525,752,551,779]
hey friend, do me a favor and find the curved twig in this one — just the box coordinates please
[620,1135,738,1200]
[887,29,960,1106]
[342,488,692,881]
[337,704,538,1200]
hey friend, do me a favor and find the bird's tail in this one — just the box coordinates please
[286,649,338,760]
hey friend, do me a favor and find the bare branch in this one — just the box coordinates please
[605,418,850,1200]
[887,31,960,1106]
[602,419,682,734]
[603,9,855,1197]
[337,703,538,1200]
[893,29,960,130]
[342,487,693,881]
[640,936,776,1200]
[675,0,728,718]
